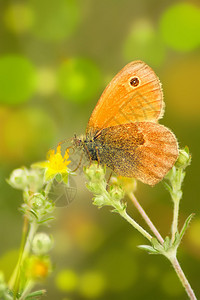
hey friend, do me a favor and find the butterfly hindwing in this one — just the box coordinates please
[94,122,178,185]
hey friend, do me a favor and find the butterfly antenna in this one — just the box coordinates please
[58,137,72,146]
[66,145,75,155]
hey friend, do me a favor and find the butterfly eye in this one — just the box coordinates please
[129,77,140,87]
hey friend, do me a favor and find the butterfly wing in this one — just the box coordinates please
[96,122,178,185]
[87,61,164,133]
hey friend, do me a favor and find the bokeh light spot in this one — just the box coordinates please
[0,55,36,105]
[4,3,34,34]
[187,219,200,250]
[163,58,200,121]
[0,249,19,281]
[123,20,165,67]
[58,58,102,103]
[0,107,56,163]
[160,3,200,52]
[55,269,78,292]
[37,68,57,96]
[79,270,105,298]
[29,0,79,41]
[161,271,183,297]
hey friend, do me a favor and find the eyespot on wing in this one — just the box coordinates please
[87,61,164,133]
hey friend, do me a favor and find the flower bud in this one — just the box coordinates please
[175,147,191,169]
[29,193,46,210]
[86,182,105,194]
[26,256,51,279]
[27,169,44,191]
[32,233,53,255]
[7,168,29,190]
[93,195,108,207]
[7,167,44,192]
[111,176,137,194]
[109,186,124,201]
[84,163,105,182]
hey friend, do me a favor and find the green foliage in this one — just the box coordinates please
[160,3,200,51]
[84,148,197,299]
[1,147,72,299]
[0,55,36,105]
[58,58,102,103]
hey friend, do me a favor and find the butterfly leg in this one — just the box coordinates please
[106,171,113,190]
[82,143,93,166]
[72,152,84,172]
[95,146,101,166]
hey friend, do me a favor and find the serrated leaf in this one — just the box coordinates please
[162,181,172,193]
[179,213,194,241]
[184,146,189,154]
[172,231,180,247]
[111,207,119,213]
[151,238,163,252]
[163,236,170,251]
[25,289,46,299]
[29,209,38,219]
[138,245,159,254]
[37,217,55,224]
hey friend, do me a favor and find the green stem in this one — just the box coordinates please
[171,196,180,244]
[8,220,38,298]
[8,215,29,298]
[169,256,197,300]
[128,192,164,244]
[23,221,38,255]
[119,210,152,242]
[44,180,53,196]
[101,187,152,242]
[19,280,34,300]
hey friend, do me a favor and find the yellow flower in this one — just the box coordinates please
[33,144,71,181]
[26,256,51,280]
[111,176,137,194]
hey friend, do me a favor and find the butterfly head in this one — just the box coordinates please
[72,133,99,163]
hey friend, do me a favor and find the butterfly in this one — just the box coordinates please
[73,61,178,185]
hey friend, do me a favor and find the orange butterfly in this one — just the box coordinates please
[73,61,178,185]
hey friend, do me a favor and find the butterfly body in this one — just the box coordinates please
[73,61,178,185]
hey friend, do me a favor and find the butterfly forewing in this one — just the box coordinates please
[81,60,178,186]
[87,61,164,133]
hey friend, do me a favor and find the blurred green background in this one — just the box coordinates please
[0,0,200,299]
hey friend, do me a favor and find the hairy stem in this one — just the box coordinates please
[9,215,29,299]
[171,197,180,244]
[23,221,38,255]
[8,219,38,298]
[170,256,197,300]
[128,192,164,244]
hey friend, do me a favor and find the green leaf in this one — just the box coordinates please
[172,231,180,247]
[163,236,170,251]
[162,181,172,193]
[55,173,63,183]
[29,209,38,219]
[179,213,194,241]
[62,173,69,185]
[37,217,55,224]
[25,289,46,299]
[151,238,163,252]
[92,195,107,207]
[138,245,159,254]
